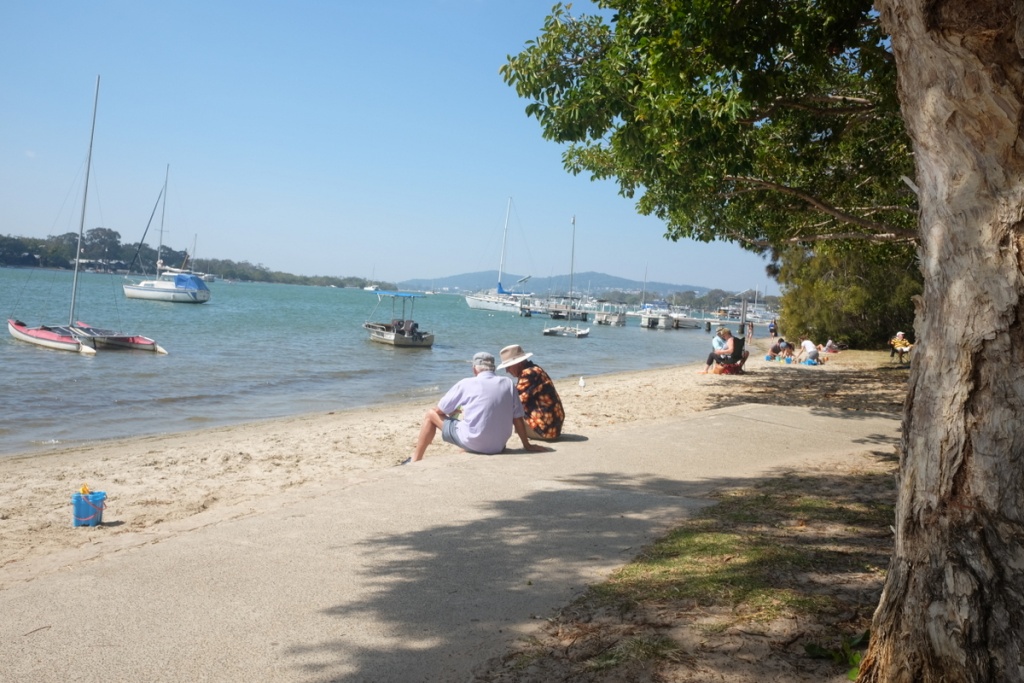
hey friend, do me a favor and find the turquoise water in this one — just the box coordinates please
[1,267,720,456]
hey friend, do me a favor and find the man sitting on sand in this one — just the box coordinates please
[407,352,546,463]
[497,344,565,440]
[700,326,749,374]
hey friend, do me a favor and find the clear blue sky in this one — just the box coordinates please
[0,1,777,295]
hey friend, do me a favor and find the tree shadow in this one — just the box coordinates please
[475,452,899,682]
[280,455,896,681]
[703,364,908,417]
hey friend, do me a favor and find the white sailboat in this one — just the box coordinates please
[8,76,167,355]
[123,167,211,304]
[465,197,532,314]
[543,216,590,338]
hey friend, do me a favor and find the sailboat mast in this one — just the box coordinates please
[157,164,169,272]
[498,196,511,288]
[641,265,648,307]
[68,75,100,326]
[569,216,576,302]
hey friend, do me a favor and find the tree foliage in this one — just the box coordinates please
[502,1,926,346]
[501,1,917,251]
[778,243,919,348]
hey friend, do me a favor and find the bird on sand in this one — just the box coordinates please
[579,376,586,388]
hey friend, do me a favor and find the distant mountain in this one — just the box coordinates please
[398,271,710,296]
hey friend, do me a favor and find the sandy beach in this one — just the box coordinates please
[0,339,904,586]
[0,339,909,679]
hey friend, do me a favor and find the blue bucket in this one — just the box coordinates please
[72,491,107,527]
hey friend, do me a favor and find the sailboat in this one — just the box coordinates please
[543,216,590,338]
[465,197,533,314]
[122,167,211,304]
[7,76,167,355]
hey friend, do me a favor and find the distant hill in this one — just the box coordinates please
[398,271,710,296]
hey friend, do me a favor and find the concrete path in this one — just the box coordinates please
[0,404,900,683]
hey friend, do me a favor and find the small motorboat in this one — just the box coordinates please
[362,291,434,348]
[542,324,590,338]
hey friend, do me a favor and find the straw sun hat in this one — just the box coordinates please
[497,344,534,370]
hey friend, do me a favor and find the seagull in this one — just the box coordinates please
[579,376,586,388]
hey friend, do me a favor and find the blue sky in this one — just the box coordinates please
[0,1,777,295]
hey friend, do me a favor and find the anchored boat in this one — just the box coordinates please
[362,291,435,348]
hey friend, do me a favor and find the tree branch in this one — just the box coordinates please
[724,175,919,240]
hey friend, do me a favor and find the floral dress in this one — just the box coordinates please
[516,362,565,439]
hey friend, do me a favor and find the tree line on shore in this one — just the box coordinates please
[0,229,386,289]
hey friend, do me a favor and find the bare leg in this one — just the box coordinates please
[411,408,446,462]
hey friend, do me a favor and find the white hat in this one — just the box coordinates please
[497,344,534,370]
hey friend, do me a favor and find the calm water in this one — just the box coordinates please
[1,267,720,456]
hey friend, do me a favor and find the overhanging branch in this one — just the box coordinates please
[724,175,919,240]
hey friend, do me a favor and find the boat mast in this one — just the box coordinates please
[641,265,647,308]
[498,196,511,288]
[68,75,100,326]
[156,164,169,273]
[569,216,576,304]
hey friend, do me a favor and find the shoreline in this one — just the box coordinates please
[0,340,907,590]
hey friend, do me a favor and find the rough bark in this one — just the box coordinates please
[860,1,1024,681]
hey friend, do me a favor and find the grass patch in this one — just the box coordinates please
[596,471,894,622]
[478,452,897,682]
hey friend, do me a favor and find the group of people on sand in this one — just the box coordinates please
[407,344,566,463]
[770,336,833,365]
[408,326,911,462]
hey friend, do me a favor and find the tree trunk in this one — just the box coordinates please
[860,2,1024,681]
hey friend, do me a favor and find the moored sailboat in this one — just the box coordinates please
[122,167,211,304]
[542,216,590,339]
[7,76,167,355]
[465,197,533,314]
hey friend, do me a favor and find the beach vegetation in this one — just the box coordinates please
[777,242,919,348]
[0,231,392,289]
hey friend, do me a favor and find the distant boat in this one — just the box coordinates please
[639,308,676,329]
[542,216,589,339]
[122,167,211,304]
[595,302,627,326]
[542,324,590,338]
[123,265,211,303]
[465,197,533,314]
[7,76,167,355]
[362,291,434,348]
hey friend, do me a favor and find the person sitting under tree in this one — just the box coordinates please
[890,331,913,363]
